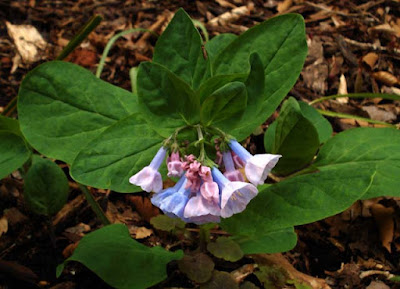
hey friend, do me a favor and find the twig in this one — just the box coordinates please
[342,37,400,56]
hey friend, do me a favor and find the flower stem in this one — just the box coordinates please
[79,184,110,225]
[195,125,206,162]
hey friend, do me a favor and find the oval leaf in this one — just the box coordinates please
[0,131,31,179]
[178,253,215,283]
[207,237,244,262]
[153,8,209,89]
[314,127,400,200]
[18,61,137,163]
[213,14,307,140]
[270,97,320,175]
[137,62,200,137]
[298,101,332,143]
[58,224,183,289]
[200,81,247,129]
[71,113,164,193]
[223,128,400,236]
[24,156,68,216]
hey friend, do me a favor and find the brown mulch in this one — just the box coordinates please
[1,0,400,288]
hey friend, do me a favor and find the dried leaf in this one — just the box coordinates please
[126,195,159,222]
[5,21,47,63]
[372,71,399,86]
[208,4,253,26]
[337,74,348,103]
[362,52,379,70]
[366,280,390,289]
[0,216,8,237]
[130,226,153,239]
[370,203,394,252]
[277,0,293,13]
[64,223,91,237]
[253,254,331,289]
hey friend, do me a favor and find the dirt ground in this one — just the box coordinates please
[1,0,400,288]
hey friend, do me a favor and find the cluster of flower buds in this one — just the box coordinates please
[129,139,281,224]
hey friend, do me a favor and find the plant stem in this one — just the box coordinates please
[96,28,157,78]
[79,184,110,225]
[316,109,397,128]
[196,125,206,162]
[309,92,400,105]
[56,15,102,60]
[2,97,17,116]
[199,225,210,251]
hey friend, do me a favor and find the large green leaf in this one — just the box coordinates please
[222,127,400,236]
[196,74,246,103]
[230,227,297,254]
[71,113,164,193]
[153,8,209,89]
[221,163,374,233]
[270,97,320,175]
[205,33,237,66]
[298,101,332,143]
[18,61,137,164]
[0,131,31,180]
[200,82,247,130]
[313,127,400,200]
[228,53,266,140]
[213,14,307,140]
[137,61,200,137]
[24,156,69,216]
[57,224,183,289]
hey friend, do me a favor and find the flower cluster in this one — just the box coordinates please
[129,138,281,225]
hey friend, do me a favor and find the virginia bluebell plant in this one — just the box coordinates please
[129,126,281,224]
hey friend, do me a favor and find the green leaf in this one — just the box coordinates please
[263,121,276,153]
[201,82,247,129]
[213,14,307,140]
[230,228,297,254]
[197,74,246,103]
[58,224,183,289]
[137,61,200,137]
[0,115,22,136]
[229,53,266,140]
[0,131,31,180]
[18,61,137,164]
[222,127,400,237]
[271,97,320,175]
[207,237,244,262]
[150,215,186,231]
[153,8,209,89]
[178,253,214,283]
[314,127,400,200]
[71,113,164,193]
[298,101,332,143]
[24,156,68,216]
[205,33,237,64]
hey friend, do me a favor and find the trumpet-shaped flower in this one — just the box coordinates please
[184,165,221,222]
[167,151,184,178]
[157,177,191,220]
[222,151,244,182]
[129,146,167,193]
[228,140,281,186]
[212,167,258,218]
